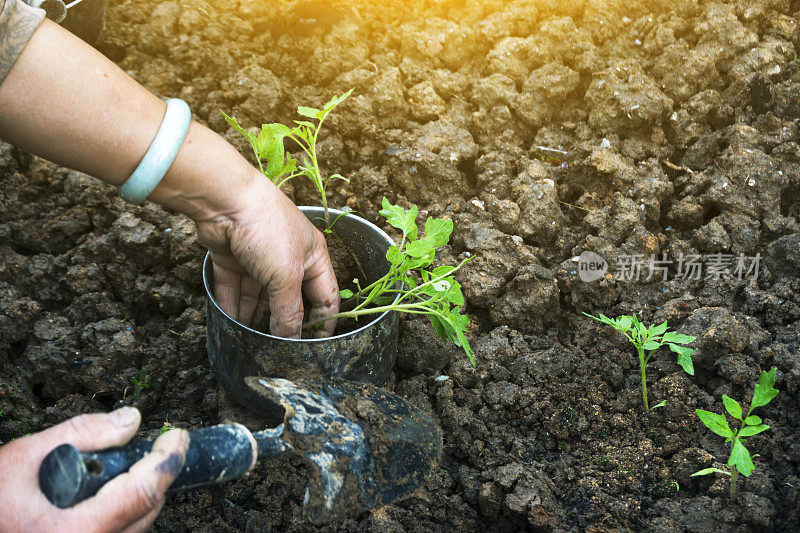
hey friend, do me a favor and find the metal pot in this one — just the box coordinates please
[204,207,400,418]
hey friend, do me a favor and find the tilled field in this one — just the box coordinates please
[2,0,800,531]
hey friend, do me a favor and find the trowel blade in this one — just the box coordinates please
[245,376,442,524]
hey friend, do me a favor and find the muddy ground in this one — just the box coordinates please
[2,0,800,530]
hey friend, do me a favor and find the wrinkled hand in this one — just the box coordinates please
[0,407,189,533]
[195,177,339,338]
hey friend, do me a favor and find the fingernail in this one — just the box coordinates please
[171,428,190,450]
[110,406,139,427]
[177,428,189,448]
[154,427,189,453]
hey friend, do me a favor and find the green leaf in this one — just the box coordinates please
[739,424,770,437]
[631,315,646,336]
[696,409,734,438]
[449,312,473,364]
[386,245,403,265]
[617,315,633,331]
[280,156,298,176]
[430,314,448,343]
[722,395,743,420]
[406,217,453,257]
[431,280,451,292]
[329,173,350,183]
[583,313,615,328]
[744,415,762,426]
[297,106,321,119]
[650,400,667,410]
[293,120,316,130]
[669,343,695,375]
[431,265,456,277]
[642,341,661,350]
[651,321,668,336]
[447,281,465,306]
[661,331,696,344]
[430,267,465,306]
[751,367,779,410]
[323,88,353,111]
[379,197,418,240]
[691,467,730,477]
[339,289,354,299]
[728,438,754,477]
[220,110,254,141]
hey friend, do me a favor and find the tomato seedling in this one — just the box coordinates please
[306,198,474,363]
[692,367,779,500]
[222,89,353,225]
[584,313,696,412]
[130,368,150,400]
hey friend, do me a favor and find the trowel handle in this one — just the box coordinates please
[39,424,257,508]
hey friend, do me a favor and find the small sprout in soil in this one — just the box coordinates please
[160,417,174,434]
[583,313,696,412]
[130,368,150,400]
[222,89,353,225]
[692,367,779,500]
[305,198,474,363]
[652,480,680,498]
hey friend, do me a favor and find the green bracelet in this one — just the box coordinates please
[118,98,192,203]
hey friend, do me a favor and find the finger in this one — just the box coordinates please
[212,260,241,320]
[267,269,304,338]
[72,428,189,532]
[25,407,141,457]
[303,244,340,338]
[118,504,162,533]
[237,276,262,327]
[253,291,270,330]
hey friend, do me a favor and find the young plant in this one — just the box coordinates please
[584,313,696,412]
[692,367,779,500]
[130,368,150,400]
[305,198,474,363]
[160,417,174,434]
[222,89,353,225]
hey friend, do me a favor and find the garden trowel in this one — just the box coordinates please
[38,376,442,524]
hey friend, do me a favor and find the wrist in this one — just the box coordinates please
[147,122,268,224]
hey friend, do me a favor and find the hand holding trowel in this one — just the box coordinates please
[39,377,442,524]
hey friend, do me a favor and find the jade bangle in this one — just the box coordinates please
[118,98,191,203]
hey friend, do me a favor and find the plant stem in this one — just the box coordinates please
[310,121,327,224]
[638,345,649,412]
[305,262,467,329]
[731,468,738,500]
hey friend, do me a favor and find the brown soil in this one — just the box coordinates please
[319,229,367,335]
[2,0,800,531]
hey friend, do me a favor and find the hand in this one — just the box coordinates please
[195,174,339,338]
[0,407,189,533]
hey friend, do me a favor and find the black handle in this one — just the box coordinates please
[39,424,257,508]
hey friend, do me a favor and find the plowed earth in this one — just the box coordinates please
[2,0,800,531]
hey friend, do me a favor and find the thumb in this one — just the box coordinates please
[68,428,189,532]
[26,407,142,458]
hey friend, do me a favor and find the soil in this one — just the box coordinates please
[321,230,367,336]
[2,0,800,531]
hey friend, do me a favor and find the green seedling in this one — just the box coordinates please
[222,89,353,225]
[584,313,696,412]
[313,209,365,235]
[692,367,779,500]
[130,368,150,400]
[160,417,174,434]
[305,198,474,363]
